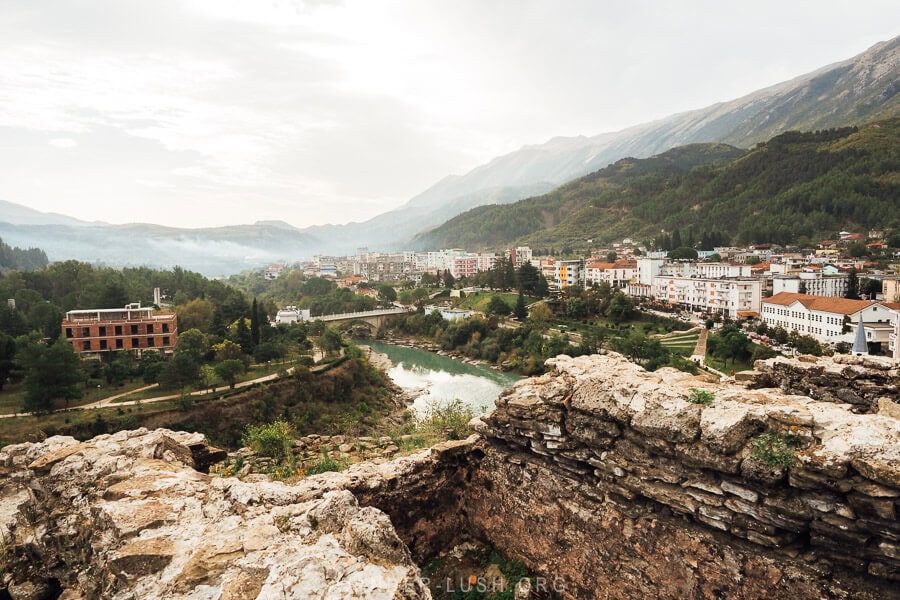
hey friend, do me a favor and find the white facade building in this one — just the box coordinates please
[553,260,583,290]
[653,276,762,318]
[274,306,311,325]
[583,260,636,288]
[761,293,897,348]
[636,258,666,285]
[661,262,751,279]
[772,273,848,297]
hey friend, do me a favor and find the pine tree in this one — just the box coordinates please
[514,292,527,321]
[845,269,860,300]
[250,298,260,347]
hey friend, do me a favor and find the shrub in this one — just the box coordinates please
[687,388,715,406]
[306,453,346,475]
[417,399,475,440]
[241,420,294,459]
[751,432,800,469]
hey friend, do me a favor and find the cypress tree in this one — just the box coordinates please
[250,298,260,347]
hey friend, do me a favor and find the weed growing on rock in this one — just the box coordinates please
[751,432,800,469]
[306,452,347,475]
[687,388,715,407]
[241,420,294,460]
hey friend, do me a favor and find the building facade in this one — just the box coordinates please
[653,277,762,318]
[62,303,177,354]
[772,273,848,297]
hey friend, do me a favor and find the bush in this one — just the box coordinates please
[687,388,715,406]
[417,398,475,440]
[751,432,800,469]
[241,420,294,459]
[306,453,346,475]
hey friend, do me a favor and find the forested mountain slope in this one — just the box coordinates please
[415,120,900,250]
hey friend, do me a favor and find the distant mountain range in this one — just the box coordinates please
[1,35,897,274]
[0,201,320,277]
[417,120,900,251]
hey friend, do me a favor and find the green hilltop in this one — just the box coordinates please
[413,119,900,250]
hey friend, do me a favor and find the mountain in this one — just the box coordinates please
[302,35,900,252]
[0,219,321,277]
[0,199,98,227]
[414,119,900,250]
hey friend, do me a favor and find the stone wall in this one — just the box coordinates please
[469,353,899,599]
[746,354,899,413]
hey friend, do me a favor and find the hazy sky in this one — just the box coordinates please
[0,1,897,229]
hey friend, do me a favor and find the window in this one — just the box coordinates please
[162,336,170,346]
[130,324,138,335]
[147,324,154,334]
[115,325,123,336]
[99,326,106,336]
[147,337,155,347]
[82,341,90,351]
[115,339,123,349]
[82,327,90,337]
[99,340,107,350]
[162,323,169,333]
[132,338,140,348]
[65,328,73,338]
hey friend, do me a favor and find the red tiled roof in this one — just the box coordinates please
[762,292,873,315]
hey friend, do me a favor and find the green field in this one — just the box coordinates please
[455,292,538,313]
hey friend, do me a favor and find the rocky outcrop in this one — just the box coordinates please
[746,354,899,413]
[469,353,900,599]
[2,353,898,599]
[0,429,443,599]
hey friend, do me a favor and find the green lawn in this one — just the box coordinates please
[0,379,151,415]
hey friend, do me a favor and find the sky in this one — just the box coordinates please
[0,1,897,229]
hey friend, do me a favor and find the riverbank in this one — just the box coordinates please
[378,333,506,371]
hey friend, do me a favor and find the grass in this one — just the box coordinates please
[687,388,715,406]
[0,379,151,415]
[242,420,294,459]
[751,432,801,469]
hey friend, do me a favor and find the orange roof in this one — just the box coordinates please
[762,292,873,315]
[843,233,864,240]
[751,262,770,270]
[883,302,900,311]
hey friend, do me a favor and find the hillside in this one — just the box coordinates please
[415,119,900,250]
[300,36,900,252]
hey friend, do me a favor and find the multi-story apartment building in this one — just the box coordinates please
[653,277,761,318]
[636,257,665,285]
[883,277,900,303]
[772,273,848,297]
[583,260,636,288]
[553,259,583,291]
[661,262,751,279]
[62,303,177,355]
[761,292,897,349]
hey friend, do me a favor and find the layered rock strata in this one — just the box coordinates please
[470,353,900,599]
[746,354,899,413]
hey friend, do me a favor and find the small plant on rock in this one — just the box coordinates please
[751,432,800,469]
[306,452,346,475]
[242,420,294,460]
[687,388,715,406]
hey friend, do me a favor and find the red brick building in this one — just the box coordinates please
[62,303,178,355]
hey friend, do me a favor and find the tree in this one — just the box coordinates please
[606,292,635,323]
[17,338,83,413]
[606,251,617,262]
[0,333,16,391]
[175,329,210,362]
[792,334,823,356]
[159,352,201,390]
[419,272,438,287]
[176,298,216,333]
[250,298,261,347]
[486,295,511,317]
[233,318,253,354]
[319,327,343,356]
[845,269,860,300]
[377,284,397,304]
[215,359,246,389]
[514,292,527,321]
[442,270,455,289]
[529,303,553,326]
[669,247,699,260]
[213,339,245,362]
[860,278,881,299]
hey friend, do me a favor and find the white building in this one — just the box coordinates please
[890,309,900,360]
[553,259,583,291]
[661,262,751,279]
[583,260,636,288]
[761,292,897,348]
[772,273,848,297]
[274,306,311,325]
[636,257,666,285]
[653,276,762,318]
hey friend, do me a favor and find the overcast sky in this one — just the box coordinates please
[0,1,897,229]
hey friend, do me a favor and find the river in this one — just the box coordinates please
[362,340,520,416]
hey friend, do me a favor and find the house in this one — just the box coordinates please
[761,292,897,350]
[772,273,848,297]
[583,260,636,288]
[274,306,311,325]
[264,264,284,280]
[62,303,177,355]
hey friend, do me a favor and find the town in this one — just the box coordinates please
[258,229,900,360]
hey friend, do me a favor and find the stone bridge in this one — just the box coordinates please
[310,307,413,332]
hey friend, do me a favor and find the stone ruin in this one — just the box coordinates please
[0,353,897,599]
